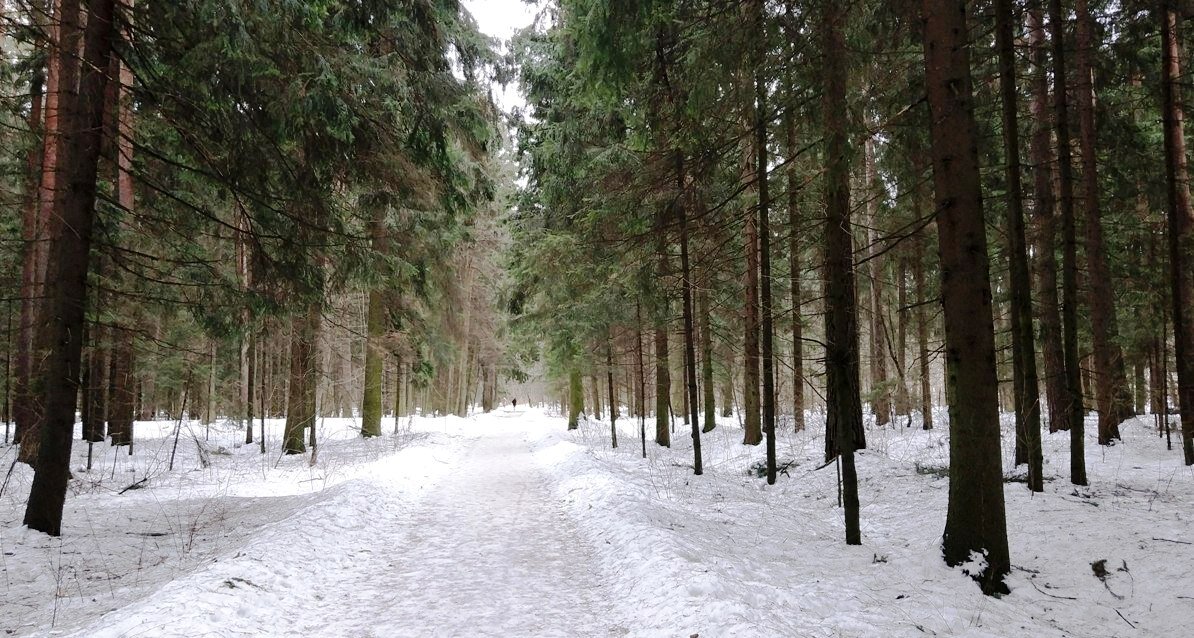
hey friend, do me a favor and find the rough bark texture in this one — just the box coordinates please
[996,0,1043,492]
[921,0,1011,594]
[1161,1,1194,465]
[821,1,863,546]
[1027,3,1070,436]
[742,111,762,446]
[1075,0,1133,444]
[283,307,319,454]
[1049,0,1088,486]
[23,0,119,535]
[361,207,389,437]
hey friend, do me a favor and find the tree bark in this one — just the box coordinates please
[1028,2,1071,435]
[1049,0,1089,485]
[1161,0,1194,465]
[23,0,119,535]
[996,0,1043,491]
[1076,0,1133,444]
[821,0,864,545]
[921,0,1011,594]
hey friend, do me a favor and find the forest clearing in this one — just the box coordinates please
[3,0,1194,635]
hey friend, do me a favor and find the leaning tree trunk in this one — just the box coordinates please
[996,0,1043,491]
[1076,0,1134,443]
[23,0,119,535]
[1049,0,1088,485]
[821,0,864,546]
[1161,0,1194,465]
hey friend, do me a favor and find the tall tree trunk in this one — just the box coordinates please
[996,0,1043,491]
[1049,0,1088,485]
[23,0,119,535]
[922,0,1011,594]
[14,67,44,454]
[915,229,933,430]
[754,0,775,481]
[678,181,702,474]
[1028,2,1070,435]
[1076,0,1133,444]
[742,115,762,446]
[1161,0,1194,465]
[821,0,864,546]
[864,136,890,426]
[654,222,671,447]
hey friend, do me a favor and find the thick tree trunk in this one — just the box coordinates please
[23,0,119,535]
[14,68,44,454]
[1049,0,1088,485]
[283,307,319,454]
[1161,1,1194,465]
[821,1,864,545]
[996,0,1043,491]
[1076,0,1133,444]
[361,208,387,437]
[922,0,1011,595]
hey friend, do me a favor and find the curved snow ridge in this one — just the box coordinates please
[44,438,465,638]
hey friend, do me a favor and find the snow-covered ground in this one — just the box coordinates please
[2,407,1191,636]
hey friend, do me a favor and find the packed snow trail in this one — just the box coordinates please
[54,416,624,638]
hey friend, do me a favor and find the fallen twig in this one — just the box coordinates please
[1115,609,1135,629]
[1029,580,1077,600]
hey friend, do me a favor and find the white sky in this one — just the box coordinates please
[462,0,541,114]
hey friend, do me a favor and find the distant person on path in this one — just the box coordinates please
[512,398,518,411]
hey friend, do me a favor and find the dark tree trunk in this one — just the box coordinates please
[607,337,617,449]
[755,0,776,484]
[1049,0,1088,485]
[1076,0,1133,444]
[921,0,1011,595]
[1161,0,1194,465]
[283,307,319,454]
[1027,2,1070,435]
[654,222,671,447]
[22,0,119,536]
[915,229,933,430]
[821,0,864,546]
[678,184,702,474]
[108,327,135,447]
[742,111,762,446]
[996,0,1043,491]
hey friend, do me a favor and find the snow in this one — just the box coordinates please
[2,407,1192,636]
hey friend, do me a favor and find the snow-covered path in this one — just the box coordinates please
[47,416,624,638]
[375,420,622,637]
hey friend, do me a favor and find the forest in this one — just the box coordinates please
[1,0,1192,636]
